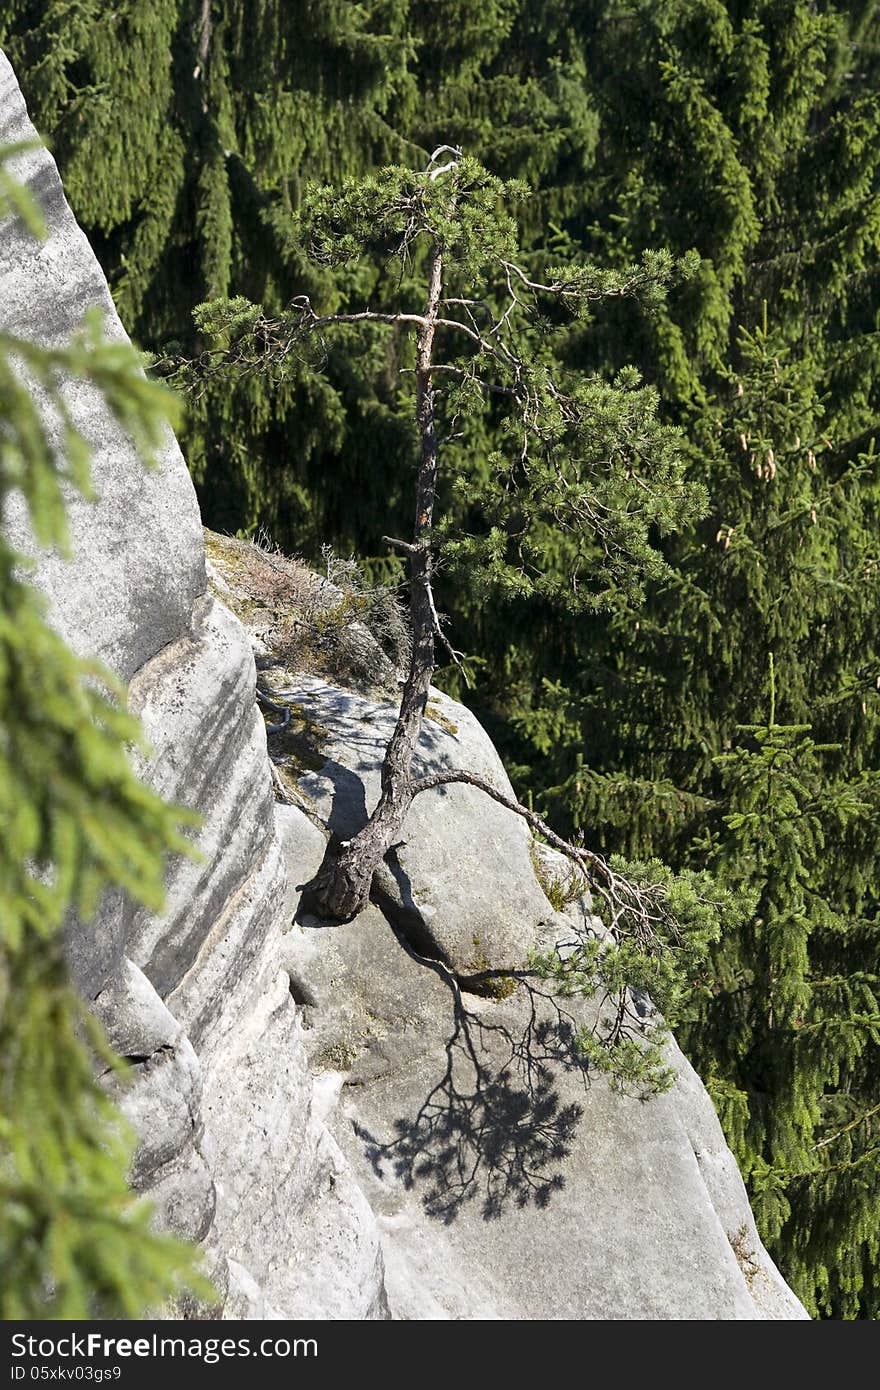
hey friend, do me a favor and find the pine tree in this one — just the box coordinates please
[178,150,734,1090]
[0,3,601,555]
[0,144,208,1318]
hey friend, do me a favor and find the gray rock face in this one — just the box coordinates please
[2,48,808,1320]
[0,60,204,683]
[274,675,551,974]
[124,595,277,1000]
[284,769,807,1321]
[0,51,387,1321]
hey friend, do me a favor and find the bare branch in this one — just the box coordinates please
[424,575,471,689]
[256,685,291,734]
[811,1101,880,1152]
[381,534,427,556]
[408,767,681,960]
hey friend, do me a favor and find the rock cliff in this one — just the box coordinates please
[1,50,808,1320]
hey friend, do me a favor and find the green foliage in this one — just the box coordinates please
[441,355,702,611]
[0,0,607,553]
[298,156,526,272]
[680,659,880,1316]
[532,854,745,1095]
[0,944,212,1318]
[190,155,703,615]
[0,0,420,546]
[0,143,207,1318]
[516,307,880,1316]
[8,0,880,1316]
[192,294,263,344]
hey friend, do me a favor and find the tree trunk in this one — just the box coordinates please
[312,246,444,920]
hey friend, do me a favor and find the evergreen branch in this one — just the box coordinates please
[812,1101,880,1152]
[408,767,685,957]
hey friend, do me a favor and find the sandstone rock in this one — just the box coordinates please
[270,674,552,974]
[224,1260,278,1320]
[210,545,808,1319]
[0,55,204,683]
[285,898,808,1320]
[0,52,388,1321]
[92,959,216,1244]
[123,594,277,999]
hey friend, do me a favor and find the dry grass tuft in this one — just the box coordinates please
[204,528,410,695]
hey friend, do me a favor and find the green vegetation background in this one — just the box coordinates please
[3,0,879,1318]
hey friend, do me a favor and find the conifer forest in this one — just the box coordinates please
[2,0,879,1320]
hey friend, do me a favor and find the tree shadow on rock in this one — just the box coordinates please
[355,931,591,1224]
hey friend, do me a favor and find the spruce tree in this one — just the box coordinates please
[422,4,880,1315]
[0,1,420,547]
[515,311,880,1316]
[690,657,879,1318]
[0,3,600,554]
